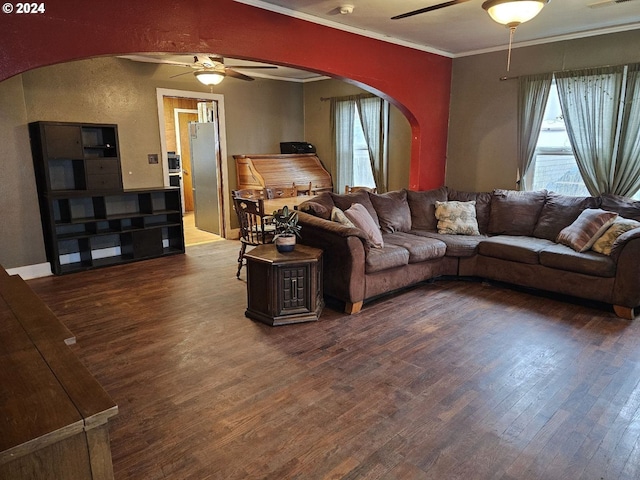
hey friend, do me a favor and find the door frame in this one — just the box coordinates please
[156,88,230,238]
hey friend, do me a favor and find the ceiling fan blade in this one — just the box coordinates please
[226,65,278,70]
[225,69,255,81]
[391,0,472,19]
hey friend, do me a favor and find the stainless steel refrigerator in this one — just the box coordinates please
[189,122,221,235]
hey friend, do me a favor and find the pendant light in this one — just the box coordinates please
[482,0,549,71]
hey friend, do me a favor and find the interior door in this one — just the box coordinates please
[177,112,198,212]
[190,121,221,235]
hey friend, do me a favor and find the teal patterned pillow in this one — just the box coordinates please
[434,201,480,235]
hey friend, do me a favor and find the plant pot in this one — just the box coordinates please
[275,235,296,253]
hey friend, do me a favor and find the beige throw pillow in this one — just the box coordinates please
[434,201,480,235]
[331,207,356,228]
[592,217,640,255]
[556,208,618,252]
[344,203,384,248]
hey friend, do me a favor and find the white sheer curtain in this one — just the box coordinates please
[356,96,389,193]
[555,66,625,195]
[612,63,640,197]
[330,97,356,193]
[518,73,553,190]
[331,94,388,194]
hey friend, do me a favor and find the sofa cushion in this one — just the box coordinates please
[383,232,446,263]
[344,203,384,248]
[539,243,617,278]
[410,230,487,257]
[488,189,547,236]
[297,192,334,220]
[600,193,640,221]
[447,189,492,234]
[407,186,448,231]
[533,192,601,241]
[556,208,618,253]
[369,189,411,233]
[331,190,380,227]
[331,207,356,228]
[435,201,480,235]
[478,235,555,265]
[365,244,409,273]
[592,218,640,255]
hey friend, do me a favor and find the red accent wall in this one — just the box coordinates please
[0,0,451,190]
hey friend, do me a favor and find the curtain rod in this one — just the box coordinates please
[499,60,639,81]
[320,93,377,101]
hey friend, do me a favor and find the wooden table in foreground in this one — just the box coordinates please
[0,268,118,480]
[244,244,323,326]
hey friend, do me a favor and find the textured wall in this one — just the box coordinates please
[447,29,640,193]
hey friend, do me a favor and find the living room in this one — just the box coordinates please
[2,1,640,479]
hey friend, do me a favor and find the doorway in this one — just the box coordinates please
[156,88,230,240]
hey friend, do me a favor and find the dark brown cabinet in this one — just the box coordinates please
[29,121,185,275]
[244,244,323,326]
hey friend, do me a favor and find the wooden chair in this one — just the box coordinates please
[232,188,273,200]
[345,185,377,194]
[232,196,276,278]
[294,182,313,196]
[271,185,297,198]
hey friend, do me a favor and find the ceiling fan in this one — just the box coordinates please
[171,55,278,85]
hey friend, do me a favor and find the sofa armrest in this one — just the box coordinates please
[612,231,640,309]
[297,211,368,306]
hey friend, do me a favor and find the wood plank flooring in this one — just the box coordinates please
[27,240,640,480]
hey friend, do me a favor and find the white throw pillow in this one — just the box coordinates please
[434,201,480,235]
[592,217,640,255]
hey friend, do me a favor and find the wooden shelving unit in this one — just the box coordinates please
[29,121,185,275]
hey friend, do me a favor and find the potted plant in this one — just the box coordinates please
[272,205,302,253]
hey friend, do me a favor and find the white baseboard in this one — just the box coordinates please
[6,262,53,280]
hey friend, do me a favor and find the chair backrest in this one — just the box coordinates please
[294,182,313,196]
[271,185,298,198]
[232,188,272,200]
[345,185,377,194]
[233,196,272,246]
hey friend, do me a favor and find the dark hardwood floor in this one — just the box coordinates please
[28,240,640,479]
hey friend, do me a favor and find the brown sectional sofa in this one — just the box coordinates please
[295,187,640,319]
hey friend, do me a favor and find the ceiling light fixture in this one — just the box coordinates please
[482,0,549,71]
[194,70,225,86]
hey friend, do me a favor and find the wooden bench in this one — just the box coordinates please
[0,266,118,480]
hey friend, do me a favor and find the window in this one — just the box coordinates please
[531,83,590,196]
[332,95,388,193]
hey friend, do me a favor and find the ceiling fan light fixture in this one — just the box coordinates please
[194,70,225,86]
[482,0,549,28]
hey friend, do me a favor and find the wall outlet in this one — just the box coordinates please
[148,154,159,164]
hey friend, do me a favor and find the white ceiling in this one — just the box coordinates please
[123,0,640,83]
[237,0,640,57]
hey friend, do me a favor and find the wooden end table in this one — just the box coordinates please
[244,244,323,326]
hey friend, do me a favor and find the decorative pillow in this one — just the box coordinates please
[369,189,411,233]
[434,201,480,235]
[407,186,448,231]
[330,207,356,228]
[330,190,380,227]
[344,203,384,248]
[592,217,640,255]
[447,189,492,234]
[488,189,547,236]
[297,201,331,220]
[556,208,618,252]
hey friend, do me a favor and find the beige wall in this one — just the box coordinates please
[0,57,304,269]
[303,79,412,192]
[447,29,640,193]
